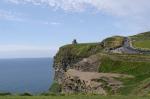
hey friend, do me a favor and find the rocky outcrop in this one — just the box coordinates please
[52,32,150,95]
[53,43,103,84]
[73,54,101,72]
[53,49,134,95]
[61,69,133,95]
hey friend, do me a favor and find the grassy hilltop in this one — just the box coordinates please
[130,31,150,50]
[53,31,150,96]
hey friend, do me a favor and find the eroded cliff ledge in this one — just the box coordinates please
[52,32,150,95]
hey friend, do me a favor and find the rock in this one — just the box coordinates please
[52,32,150,95]
[61,69,133,95]
[73,54,101,72]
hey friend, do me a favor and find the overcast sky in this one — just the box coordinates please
[0,0,150,58]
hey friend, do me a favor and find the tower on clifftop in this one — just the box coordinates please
[72,39,78,44]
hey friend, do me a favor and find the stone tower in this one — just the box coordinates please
[72,39,78,44]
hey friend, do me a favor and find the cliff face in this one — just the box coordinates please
[53,32,150,95]
[53,43,103,83]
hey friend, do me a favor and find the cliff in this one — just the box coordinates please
[52,32,150,95]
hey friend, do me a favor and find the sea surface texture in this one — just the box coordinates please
[0,58,54,94]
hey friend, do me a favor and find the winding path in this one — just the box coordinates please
[110,37,150,54]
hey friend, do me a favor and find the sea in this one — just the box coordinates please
[0,58,54,94]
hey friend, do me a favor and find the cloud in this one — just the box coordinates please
[6,0,20,4]
[0,9,23,21]
[5,0,150,33]
[50,22,61,25]
[7,0,150,16]
[42,21,61,25]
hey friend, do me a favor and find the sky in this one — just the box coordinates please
[0,0,150,58]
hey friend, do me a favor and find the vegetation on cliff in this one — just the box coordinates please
[53,31,150,96]
[54,43,103,63]
[102,36,124,49]
[1,95,150,99]
[49,82,62,94]
[130,31,150,50]
[99,53,150,95]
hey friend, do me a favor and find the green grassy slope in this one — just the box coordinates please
[58,43,103,58]
[54,43,103,69]
[130,32,150,50]
[98,53,150,95]
[53,31,150,96]
[132,78,150,96]
[102,36,124,49]
[54,35,125,66]
[0,95,150,99]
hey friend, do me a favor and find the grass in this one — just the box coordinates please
[98,54,150,95]
[132,78,150,96]
[0,95,150,99]
[53,32,150,96]
[0,93,11,96]
[54,43,103,70]
[49,82,61,94]
[132,40,150,50]
[102,36,124,49]
[19,93,33,96]
[59,43,103,58]
[130,31,150,50]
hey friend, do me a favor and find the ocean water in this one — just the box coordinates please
[0,58,54,94]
